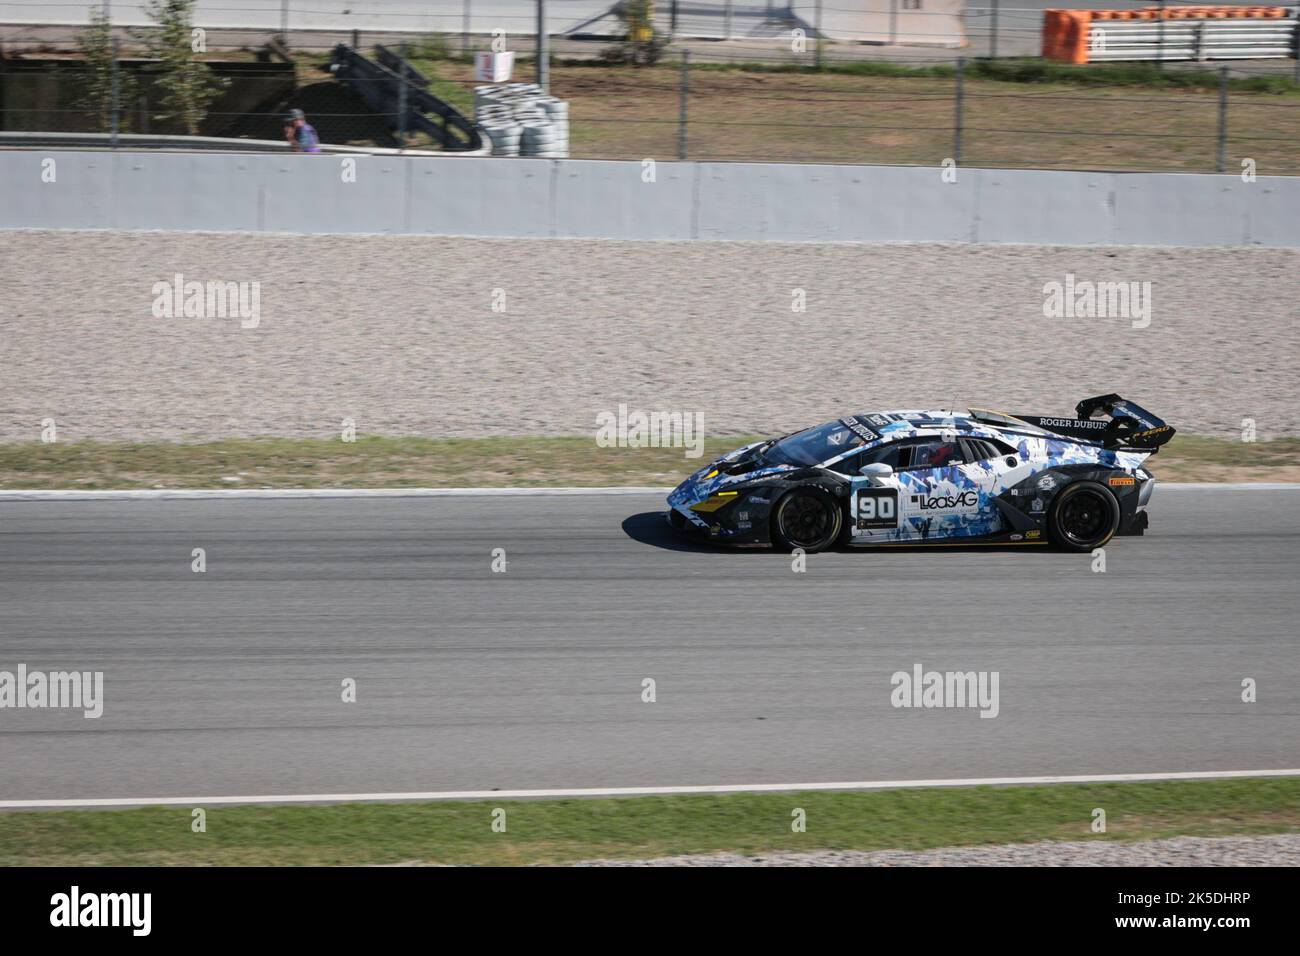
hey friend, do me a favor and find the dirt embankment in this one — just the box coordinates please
[2,231,1296,445]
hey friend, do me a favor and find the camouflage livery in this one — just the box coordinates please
[666,395,1171,551]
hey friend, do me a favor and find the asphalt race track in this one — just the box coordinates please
[1,487,1297,804]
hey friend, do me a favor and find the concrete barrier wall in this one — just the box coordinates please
[2,151,1297,246]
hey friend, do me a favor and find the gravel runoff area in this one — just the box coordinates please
[2,231,1297,443]
[576,834,1300,866]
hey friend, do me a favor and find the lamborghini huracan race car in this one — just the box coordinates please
[666,394,1174,553]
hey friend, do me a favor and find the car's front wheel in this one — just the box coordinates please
[1047,481,1120,552]
[771,488,842,553]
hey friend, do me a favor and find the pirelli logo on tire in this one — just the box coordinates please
[1108,476,1136,487]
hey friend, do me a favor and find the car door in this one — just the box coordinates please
[891,436,996,541]
[846,440,913,544]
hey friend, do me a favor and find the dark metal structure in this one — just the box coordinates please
[329,44,483,152]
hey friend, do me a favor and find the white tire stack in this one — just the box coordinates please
[474,101,522,157]
[474,83,569,159]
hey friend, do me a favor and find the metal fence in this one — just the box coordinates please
[605,53,1300,173]
[2,2,1297,59]
[2,3,1298,173]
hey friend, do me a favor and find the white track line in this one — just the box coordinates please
[0,487,675,500]
[0,483,1296,501]
[1155,483,1300,490]
[5,768,1298,809]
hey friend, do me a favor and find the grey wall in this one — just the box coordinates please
[1,151,1296,246]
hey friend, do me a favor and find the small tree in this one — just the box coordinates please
[73,8,138,132]
[141,0,228,135]
[601,0,669,66]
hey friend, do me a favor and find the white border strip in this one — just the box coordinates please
[0,483,1296,501]
[0,487,676,501]
[5,768,1298,809]
[1155,483,1300,490]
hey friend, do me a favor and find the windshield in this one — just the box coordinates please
[763,418,873,468]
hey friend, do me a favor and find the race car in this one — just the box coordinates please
[666,394,1173,553]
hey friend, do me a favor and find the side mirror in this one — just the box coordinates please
[859,462,893,478]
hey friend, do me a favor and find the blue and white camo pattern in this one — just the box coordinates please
[668,409,1151,543]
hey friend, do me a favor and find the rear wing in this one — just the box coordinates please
[1015,394,1175,452]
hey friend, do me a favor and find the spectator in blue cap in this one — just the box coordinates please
[283,108,321,153]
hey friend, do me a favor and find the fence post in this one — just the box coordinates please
[1215,66,1228,173]
[889,0,898,45]
[953,56,965,165]
[725,0,733,42]
[815,0,823,69]
[1294,17,1300,84]
[677,50,690,161]
[671,0,679,36]
[537,0,549,90]
[463,0,471,57]
[110,36,120,148]
[397,41,408,147]
[1156,0,1166,70]
[279,0,288,42]
[990,0,999,59]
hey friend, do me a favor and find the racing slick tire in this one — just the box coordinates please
[1047,480,1121,552]
[771,487,843,553]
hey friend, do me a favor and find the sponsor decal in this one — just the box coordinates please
[840,418,879,443]
[856,489,899,529]
[1130,425,1172,441]
[910,490,977,512]
[1108,476,1135,486]
[1036,416,1109,431]
[1113,402,1160,429]
[1037,475,1058,491]
[1030,498,1045,512]
[1025,530,1041,539]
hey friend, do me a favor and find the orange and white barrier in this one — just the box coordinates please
[1043,6,1297,63]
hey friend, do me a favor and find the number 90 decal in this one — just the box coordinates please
[856,489,899,529]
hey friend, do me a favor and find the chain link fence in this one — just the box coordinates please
[1,2,1297,172]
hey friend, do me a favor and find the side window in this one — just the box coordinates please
[902,437,964,470]
[831,441,903,475]
[860,443,905,469]
[827,450,861,476]
[965,437,1018,462]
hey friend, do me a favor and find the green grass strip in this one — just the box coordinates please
[2,777,1296,866]
[0,434,1295,490]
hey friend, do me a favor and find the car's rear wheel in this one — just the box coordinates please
[772,488,842,553]
[1047,481,1120,552]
